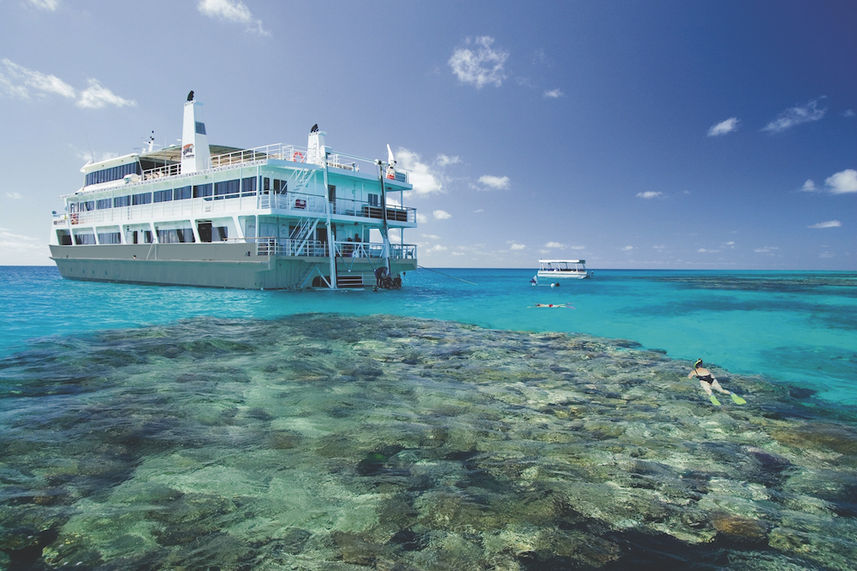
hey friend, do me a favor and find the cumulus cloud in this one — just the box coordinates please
[763,97,827,133]
[808,220,841,229]
[433,209,452,220]
[509,243,526,251]
[477,175,510,190]
[76,79,135,109]
[0,59,135,109]
[27,0,59,11]
[448,36,509,89]
[0,58,75,100]
[5,192,23,200]
[707,117,740,137]
[801,179,817,192]
[436,154,461,167]
[636,191,663,199]
[198,0,269,36]
[395,149,444,196]
[825,169,857,194]
[543,88,564,99]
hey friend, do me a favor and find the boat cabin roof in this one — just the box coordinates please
[539,259,585,264]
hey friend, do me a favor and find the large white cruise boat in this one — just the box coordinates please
[49,92,417,289]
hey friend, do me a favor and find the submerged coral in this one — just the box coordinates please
[1,314,855,569]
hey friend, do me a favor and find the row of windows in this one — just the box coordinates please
[70,178,257,212]
[85,163,142,186]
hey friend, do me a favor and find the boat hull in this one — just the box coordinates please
[536,271,590,280]
[50,244,416,290]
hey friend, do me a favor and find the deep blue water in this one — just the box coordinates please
[2,265,856,406]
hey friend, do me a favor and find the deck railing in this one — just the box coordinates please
[56,191,416,228]
[137,144,409,184]
[252,237,416,260]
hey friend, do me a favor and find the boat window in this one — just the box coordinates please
[96,198,112,210]
[193,183,212,198]
[368,193,379,206]
[215,226,229,241]
[79,200,95,212]
[85,162,141,186]
[195,121,206,135]
[241,176,257,197]
[153,189,172,203]
[56,229,72,245]
[173,186,191,200]
[114,195,131,207]
[97,231,121,244]
[73,232,96,245]
[157,228,195,243]
[214,179,239,199]
[273,179,287,193]
[132,192,152,205]
[263,177,270,191]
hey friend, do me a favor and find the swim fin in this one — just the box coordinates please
[709,394,721,406]
[730,393,746,405]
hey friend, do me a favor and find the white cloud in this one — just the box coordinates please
[27,0,59,11]
[198,0,269,36]
[0,59,135,110]
[723,241,736,248]
[544,241,564,249]
[707,117,740,137]
[0,58,75,100]
[825,169,857,194]
[76,79,135,109]
[396,148,444,196]
[763,97,827,133]
[801,179,817,192]
[808,220,841,229]
[421,233,441,240]
[477,174,510,190]
[416,213,428,224]
[636,191,663,199]
[5,192,23,200]
[473,208,484,214]
[543,88,564,99]
[509,243,526,251]
[433,209,452,220]
[843,109,855,118]
[436,154,461,167]
[754,246,779,254]
[426,244,448,253]
[0,228,42,252]
[448,36,509,89]
[621,245,634,252]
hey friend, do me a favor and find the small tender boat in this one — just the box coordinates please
[532,259,591,284]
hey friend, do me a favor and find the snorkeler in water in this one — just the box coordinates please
[688,358,746,406]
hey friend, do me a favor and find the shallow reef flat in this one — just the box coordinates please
[1,313,856,569]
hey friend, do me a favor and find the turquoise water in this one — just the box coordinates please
[2,266,855,405]
[2,267,856,568]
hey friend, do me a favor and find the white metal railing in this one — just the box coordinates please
[251,237,416,260]
[53,190,418,228]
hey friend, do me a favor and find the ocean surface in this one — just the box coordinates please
[2,266,855,405]
[1,266,856,569]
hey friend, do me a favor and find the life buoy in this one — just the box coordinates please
[70,213,79,224]
[293,151,305,162]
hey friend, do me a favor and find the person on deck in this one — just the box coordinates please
[688,359,745,406]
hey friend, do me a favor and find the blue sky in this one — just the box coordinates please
[1,0,855,269]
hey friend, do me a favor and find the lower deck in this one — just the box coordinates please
[50,243,416,290]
